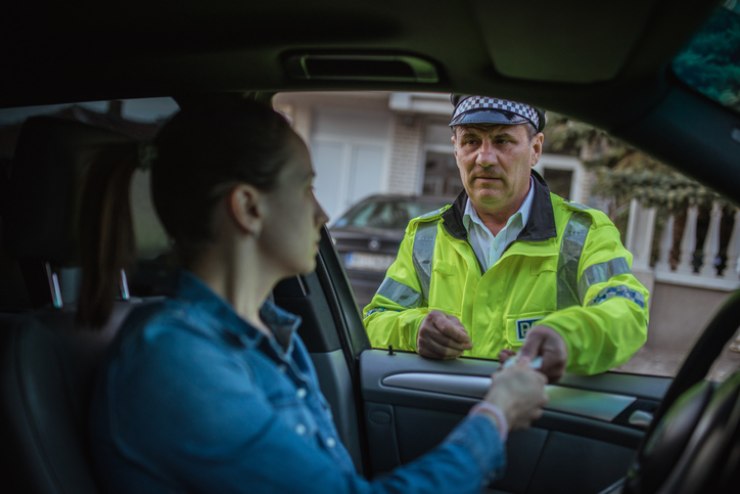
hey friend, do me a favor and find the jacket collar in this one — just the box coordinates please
[175,270,301,352]
[441,169,557,242]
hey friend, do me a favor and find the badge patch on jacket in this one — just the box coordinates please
[516,318,542,341]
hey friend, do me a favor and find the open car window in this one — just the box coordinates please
[2,91,736,384]
[273,90,740,381]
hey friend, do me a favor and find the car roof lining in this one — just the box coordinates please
[2,0,734,198]
[2,1,717,104]
[474,0,656,83]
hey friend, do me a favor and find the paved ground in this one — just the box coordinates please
[616,343,740,381]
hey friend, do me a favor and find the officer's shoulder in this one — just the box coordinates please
[411,204,451,224]
[555,196,613,226]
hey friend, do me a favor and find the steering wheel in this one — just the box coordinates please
[622,289,740,493]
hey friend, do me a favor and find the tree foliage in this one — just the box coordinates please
[544,4,738,214]
[545,115,734,215]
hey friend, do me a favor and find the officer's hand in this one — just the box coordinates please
[498,348,516,364]
[484,356,548,431]
[417,310,472,360]
[519,326,567,383]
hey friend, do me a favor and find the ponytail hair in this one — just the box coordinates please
[150,100,293,264]
[77,143,140,328]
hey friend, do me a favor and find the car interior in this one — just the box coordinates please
[1,1,738,493]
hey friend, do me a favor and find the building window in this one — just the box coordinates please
[542,168,574,200]
[534,154,585,204]
[423,151,460,196]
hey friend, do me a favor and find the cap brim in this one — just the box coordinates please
[449,109,531,128]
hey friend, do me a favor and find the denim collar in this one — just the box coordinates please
[175,270,302,352]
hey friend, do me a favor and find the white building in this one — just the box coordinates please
[274,91,585,222]
[275,91,740,376]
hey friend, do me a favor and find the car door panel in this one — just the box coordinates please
[360,350,668,493]
[282,233,671,493]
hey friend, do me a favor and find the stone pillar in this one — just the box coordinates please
[386,115,424,194]
[625,199,656,306]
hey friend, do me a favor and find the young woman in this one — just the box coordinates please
[85,100,547,493]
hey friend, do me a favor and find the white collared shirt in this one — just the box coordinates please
[463,177,535,270]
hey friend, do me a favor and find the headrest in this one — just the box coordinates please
[2,116,133,264]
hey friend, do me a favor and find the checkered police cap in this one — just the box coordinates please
[449,95,546,132]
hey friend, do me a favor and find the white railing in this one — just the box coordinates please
[626,199,740,291]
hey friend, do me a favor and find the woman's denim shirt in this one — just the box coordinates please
[90,271,504,493]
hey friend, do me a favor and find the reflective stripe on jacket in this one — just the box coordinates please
[363,173,649,375]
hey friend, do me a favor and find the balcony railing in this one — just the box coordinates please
[626,199,740,291]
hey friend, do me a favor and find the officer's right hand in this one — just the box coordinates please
[519,325,567,383]
[417,310,472,359]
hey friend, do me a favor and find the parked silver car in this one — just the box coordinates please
[330,194,452,307]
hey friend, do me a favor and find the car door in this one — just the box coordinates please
[273,227,671,494]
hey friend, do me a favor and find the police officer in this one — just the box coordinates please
[363,95,649,382]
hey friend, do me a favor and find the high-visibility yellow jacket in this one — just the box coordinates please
[363,173,649,375]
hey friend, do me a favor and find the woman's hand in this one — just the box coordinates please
[483,357,548,431]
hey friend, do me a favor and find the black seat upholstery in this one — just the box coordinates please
[0,305,142,493]
[0,115,157,493]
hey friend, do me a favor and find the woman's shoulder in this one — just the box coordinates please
[106,297,254,401]
[116,297,220,357]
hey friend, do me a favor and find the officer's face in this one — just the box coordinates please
[452,124,543,219]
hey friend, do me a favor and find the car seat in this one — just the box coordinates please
[0,115,161,493]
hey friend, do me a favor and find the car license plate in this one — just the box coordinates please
[344,253,395,272]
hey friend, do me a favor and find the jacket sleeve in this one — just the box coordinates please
[363,221,431,352]
[538,213,649,374]
[94,312,506,494]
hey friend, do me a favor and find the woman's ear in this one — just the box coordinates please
[226,184,264,235]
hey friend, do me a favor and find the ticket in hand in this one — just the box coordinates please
[502,355,543,370]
